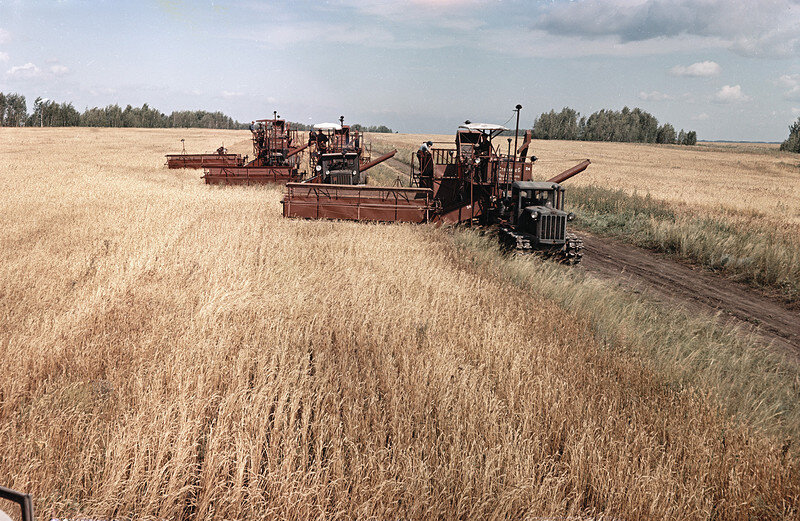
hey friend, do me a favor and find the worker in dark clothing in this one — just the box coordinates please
[417,141,434,186]
[316,130,329,153]
[475,137,491,157]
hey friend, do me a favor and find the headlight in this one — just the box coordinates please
[567,212,575,221]
[315,164,322,172]
[352,170,358,177]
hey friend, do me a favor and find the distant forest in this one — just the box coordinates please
[0,91,394,133]
[532,107,697,145]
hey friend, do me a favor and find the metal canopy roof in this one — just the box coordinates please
[458,123,509,132]
[313,122,342,130]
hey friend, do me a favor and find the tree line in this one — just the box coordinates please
[780,117,800,153]
[0,91,249,129]
[532,106,697,145]
[0,91,395,133]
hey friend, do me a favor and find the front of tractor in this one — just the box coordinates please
[500,181,583,264]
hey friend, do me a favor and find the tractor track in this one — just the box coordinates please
[578,231,800,355]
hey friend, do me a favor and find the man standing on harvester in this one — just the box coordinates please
[417,141,434,182]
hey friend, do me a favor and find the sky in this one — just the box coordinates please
[1,0,799,140]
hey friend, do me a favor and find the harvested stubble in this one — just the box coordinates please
[0,128,798,520]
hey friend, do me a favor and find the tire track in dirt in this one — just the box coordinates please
[579,231,800,355]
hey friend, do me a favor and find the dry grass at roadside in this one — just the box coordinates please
[450,229,800,441]
[570,186,800,302]
[1,128,798,520]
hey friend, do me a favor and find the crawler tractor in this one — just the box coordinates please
[498,180,584,264]
[306,117,397,185]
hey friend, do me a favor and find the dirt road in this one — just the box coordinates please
[579,231,800,354]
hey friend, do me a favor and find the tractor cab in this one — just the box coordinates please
[510,181,573,245]
[310,122,340,154]
[456,123,507,161]
[310,122,364,185]
[311,119,361,154]
[455,123,508,183]
[310,117,375,185]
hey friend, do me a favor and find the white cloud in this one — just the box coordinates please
[778,74,800,87]
[730,25,800,58]
[88,87,117,96]
[692,113,710,121]
[0,29,9,44]
[6,62,41,78]
[713,84,750,103]
[669,61,721,77]
[0,51,8,62]
[5,60,69,80]
[50,64,69,75]
[221,90,243,98]
[779,74,800,101]
[638,90,674,101]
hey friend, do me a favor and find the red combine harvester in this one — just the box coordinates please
[283,106,590,263]
[165,142,242,169]
[202,114,309,185]
[305,116,398,185]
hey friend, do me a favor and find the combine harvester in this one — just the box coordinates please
[202,114,309,185]
[165,142,241,169]
[282,106,590,263]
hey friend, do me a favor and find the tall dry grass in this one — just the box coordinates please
[1,128,798,520]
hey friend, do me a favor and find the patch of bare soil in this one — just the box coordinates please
[579,231,800,355]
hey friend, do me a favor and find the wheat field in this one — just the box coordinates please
[1,128,798,520]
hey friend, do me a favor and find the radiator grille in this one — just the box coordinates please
[329,171,354,185]
[539,214,566,242]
